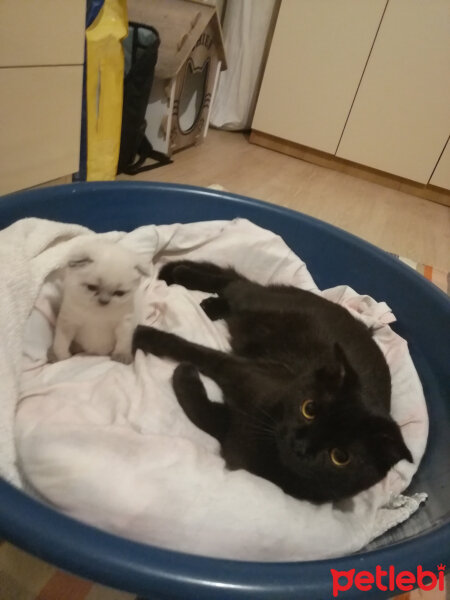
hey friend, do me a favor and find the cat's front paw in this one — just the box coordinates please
[200,296,230,321]
[172,363,203,410]
[47,348,58,363]
[173,362,199,386]
[48,347,71,363]
[158,261,189,286]
[132,325,172,357]
[112,352,133,364]
[133,325,154,354]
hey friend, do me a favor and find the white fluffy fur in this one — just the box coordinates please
[51,240,146,363]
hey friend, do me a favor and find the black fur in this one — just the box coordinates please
[133,261,413,503]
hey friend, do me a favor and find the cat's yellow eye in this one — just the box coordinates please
[301,399,316,421]
[330,448,351,467]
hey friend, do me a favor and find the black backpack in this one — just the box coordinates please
[118,23,172,175]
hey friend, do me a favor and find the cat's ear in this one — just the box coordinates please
[373,418,413,468]
[135,262,150,277]
[317,344,357,391]
[67,253,93,268]
[334,343,361,390]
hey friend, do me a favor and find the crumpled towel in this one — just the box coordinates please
[11,217,428,561]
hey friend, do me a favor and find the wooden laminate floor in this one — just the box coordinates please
[118,129,450,272]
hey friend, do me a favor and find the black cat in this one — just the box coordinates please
[132,261,413,503]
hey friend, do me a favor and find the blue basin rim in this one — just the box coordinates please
[0,479,449,599]
[0,182,448,599]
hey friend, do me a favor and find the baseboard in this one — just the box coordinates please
[249,130,450,208]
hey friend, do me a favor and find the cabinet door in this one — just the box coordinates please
[0,1,86,67]
[337,0,450,184]
[252,0,387,153]
[430,138,450,190]
[0,67,83,195]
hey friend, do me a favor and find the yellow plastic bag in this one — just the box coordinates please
[86,0,128,181]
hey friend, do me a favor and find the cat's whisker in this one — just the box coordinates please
[243,420,276,437]
[249,424,274,433]
[248,432,276,443]
[228,404,275,430]
[253,404,277,425]
[244,426,276,443]
[233,406,276,425]
[227,406,276,435]
[231,409,276,432]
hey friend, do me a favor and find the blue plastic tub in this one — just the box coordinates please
[0,182,448,599]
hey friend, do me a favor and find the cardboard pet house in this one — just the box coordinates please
[128,0,226,157]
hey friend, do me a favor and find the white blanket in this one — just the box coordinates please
[8,218,428,561]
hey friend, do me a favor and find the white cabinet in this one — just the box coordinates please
[0,67,83,196]
[252,0,387,154]
[252,0,450,191]
[0,1,85,67]
[0,1,85,195]
[337,0,450,184]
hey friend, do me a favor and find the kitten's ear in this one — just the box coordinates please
[67,253,93,268]
[374,419,413,468]
[333,343,348,378]
[135,262,150,277]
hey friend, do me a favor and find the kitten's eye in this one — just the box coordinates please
[330,448,351,467]
[86,284,98,293]
[113,290,126,297]
[300,399,316,420]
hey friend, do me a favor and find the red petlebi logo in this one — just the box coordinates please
[331,563,446,597]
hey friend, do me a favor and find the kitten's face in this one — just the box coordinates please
[270,347,412,502]
[64,241,148,311]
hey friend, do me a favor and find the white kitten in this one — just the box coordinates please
[50,240,148,363]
